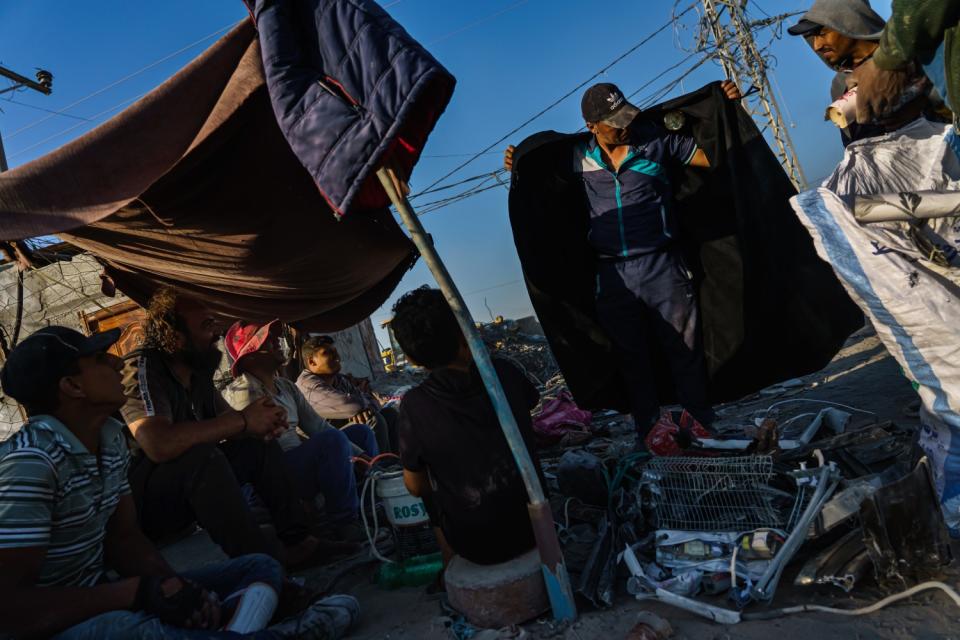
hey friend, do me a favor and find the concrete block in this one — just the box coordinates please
[444,549,549,628]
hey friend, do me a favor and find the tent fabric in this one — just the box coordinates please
[508,82,863,412]
[248,0,456,217]
[0,19,431,331]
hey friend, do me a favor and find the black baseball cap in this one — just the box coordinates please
[787,19,822,36]
[581,83,641,128]
[1,326,120,407]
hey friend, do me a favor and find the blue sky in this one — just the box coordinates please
[0,0,891,346]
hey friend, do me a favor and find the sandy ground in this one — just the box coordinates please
[163,325,960,638]
[325,325,960,640]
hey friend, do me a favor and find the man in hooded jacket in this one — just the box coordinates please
[789,0,949,147]
[787,0,888,146]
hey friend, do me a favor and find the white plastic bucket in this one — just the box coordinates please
[376,470,430,527]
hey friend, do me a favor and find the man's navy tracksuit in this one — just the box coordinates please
[575,122,713,434]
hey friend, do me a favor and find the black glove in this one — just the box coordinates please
[135,575,206,626]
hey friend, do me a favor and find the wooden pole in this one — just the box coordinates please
[376,167,577,621]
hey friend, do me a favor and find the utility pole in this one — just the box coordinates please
[0,65,51,425]
[699,0,807,190]
[0,65,53,171]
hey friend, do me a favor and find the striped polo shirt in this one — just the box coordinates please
[0,415,130,587]
[575,120,698,258]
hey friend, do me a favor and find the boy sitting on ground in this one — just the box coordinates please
[391,287,544,565]
[297,335,398,454]
[0,326,358,639]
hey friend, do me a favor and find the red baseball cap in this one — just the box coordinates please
[225,319,281,376]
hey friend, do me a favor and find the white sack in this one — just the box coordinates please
[791,118,960,533]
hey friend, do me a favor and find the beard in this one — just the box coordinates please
[182,342,224,374]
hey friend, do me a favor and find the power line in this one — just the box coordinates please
[421,150,501,159]
[410,169,504,200]
[414,1,699,199]
[413,53,715,216]
[567,49,712,133]
[6,2,525,165]
[5,22,235,141]
[634,54,715,108]
[628,49,713,102]
[8,93,146,160]
[418,180,505,215]
[427,0,531,46]
[0,97,92,122]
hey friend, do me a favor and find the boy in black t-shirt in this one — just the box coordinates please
[392,287,543,566]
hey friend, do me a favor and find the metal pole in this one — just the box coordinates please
[376,167,577,622]
[0,65,50,425]
[0,129,8,172]
[0,66,51,96]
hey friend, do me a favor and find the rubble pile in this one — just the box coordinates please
[478,318,559,388]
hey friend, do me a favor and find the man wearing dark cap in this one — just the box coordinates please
[787,0,888,146]
[504,79,740,448]
[0,326,360,638]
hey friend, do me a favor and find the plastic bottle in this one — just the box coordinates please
[375,552,444,588]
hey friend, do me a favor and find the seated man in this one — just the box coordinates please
[223,320,376,540]
[391,287,543,565]
[0,326,359,639]
[297,335,398,453]
[121,287,326,568]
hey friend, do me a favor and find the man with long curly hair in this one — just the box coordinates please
[120,287,334,568]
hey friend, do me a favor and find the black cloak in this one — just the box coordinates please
[507,82,862,411]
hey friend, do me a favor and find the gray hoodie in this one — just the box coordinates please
[789,0,885,46]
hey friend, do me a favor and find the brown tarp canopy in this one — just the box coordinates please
[0,21,416,331]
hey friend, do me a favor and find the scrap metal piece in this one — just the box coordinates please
[860,457,953,588]
[622,546,742,624]
[795,528,869,592]
[642,456,804,532]
[750,463,841,602]
[814,476,884,535]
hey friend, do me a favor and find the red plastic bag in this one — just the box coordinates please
[644,410,712,456]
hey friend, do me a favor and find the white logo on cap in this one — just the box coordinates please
[606,92,624,111]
